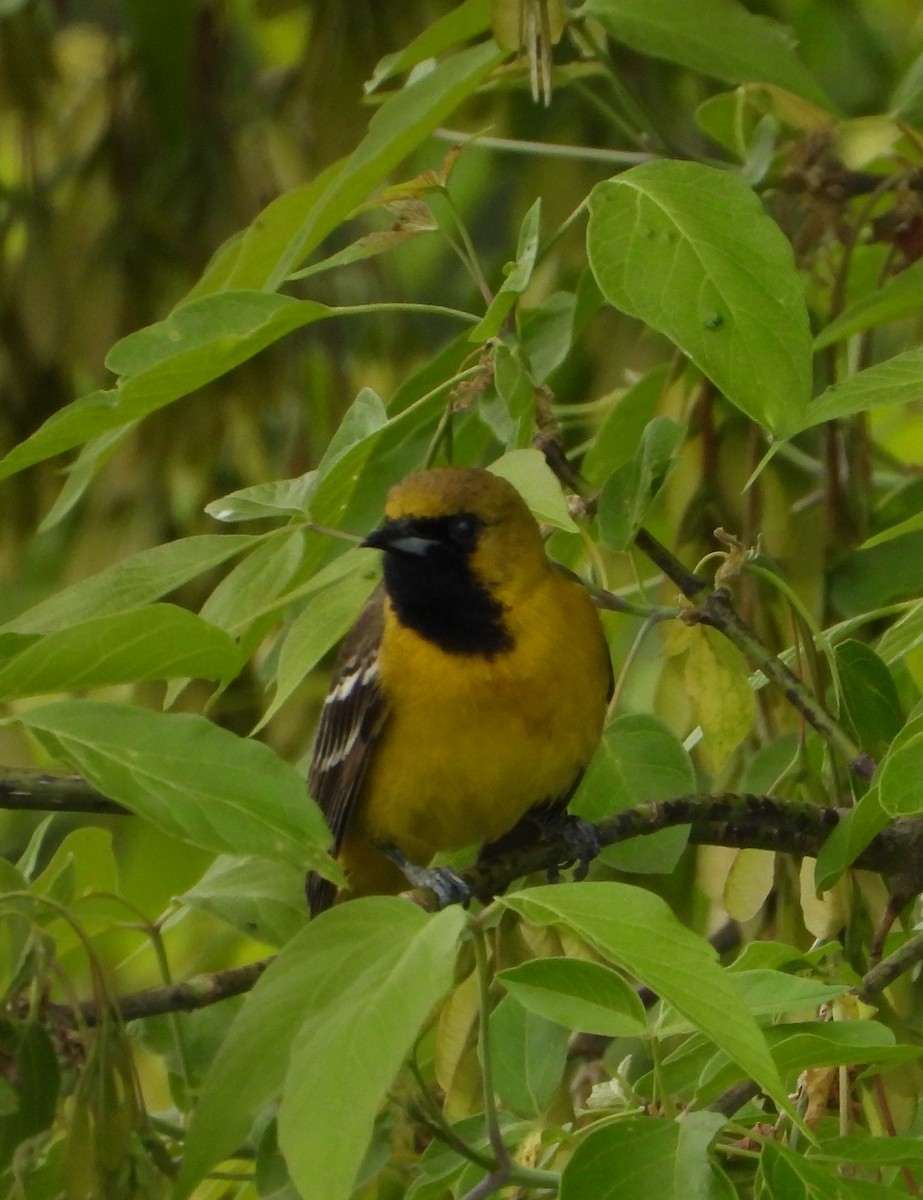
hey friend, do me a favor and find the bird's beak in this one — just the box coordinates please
[362,518,436,557]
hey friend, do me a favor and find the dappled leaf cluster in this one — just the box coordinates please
[3,1,923,1199]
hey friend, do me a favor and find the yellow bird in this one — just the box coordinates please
[306,466,612,915]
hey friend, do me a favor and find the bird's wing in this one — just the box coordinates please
[306,587,388,915]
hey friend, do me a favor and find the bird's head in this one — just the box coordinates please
[363,467,547,602]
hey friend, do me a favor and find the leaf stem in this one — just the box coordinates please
[471,922,509,1172]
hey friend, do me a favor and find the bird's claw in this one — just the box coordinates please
[539,814,601,883]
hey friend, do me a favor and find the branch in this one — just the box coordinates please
[689,589,876,781]
[411,792,923,911]
[39,793,923,1026]
[47,957,272,1028]
[0,767,127,814]
[859,931,923,1002]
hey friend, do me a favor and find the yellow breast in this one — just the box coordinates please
[359,570,610,865]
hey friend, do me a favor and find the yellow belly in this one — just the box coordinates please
[338,571,610,896]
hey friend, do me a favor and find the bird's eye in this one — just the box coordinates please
[448,514,479,545]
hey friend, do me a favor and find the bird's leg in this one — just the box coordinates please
[380,843,473,909]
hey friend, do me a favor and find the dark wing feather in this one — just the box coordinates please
[306,587,388,916]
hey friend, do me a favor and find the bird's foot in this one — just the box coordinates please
[381,844,472,909]
[536,812,601,883]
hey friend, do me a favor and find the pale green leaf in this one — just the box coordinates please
[798,345,923,430]
[684,625,756,772]
[364,0,490,94]
[10,700,328,869]
[596,416,685,550]
[561,1117,679,1200]
[489,996,569,1118]
[488,448,578,531]
[814,257,923,349]
[498,956,647,1037]
[0,535,258,634]
[179,856,308,948]
[259,563,378,728]
[227,42,503,291]
[501,883,789,1114]
[469,198,542,341]
[575,714,694,874]
[0,606,242,701]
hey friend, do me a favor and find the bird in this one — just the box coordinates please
[306,465,613,916]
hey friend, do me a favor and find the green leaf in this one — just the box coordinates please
[878,730,923,818]
[280,904,466,1200]
[831,534,923,616]
[497,956,647,1037]
[798,345,923,429]
[683,625,757,773]
[469,199,542,341]
[520,291,579,384]
[365,0,490,93]
[582,364,669,487]
[10,700,329,870]
[676,1112,737,1200]
[587,161,812,436]
[762,1019,921,1075]
[225,41,503,292]
[179,856,307,948]
[277,902,465,1200]
[39,424,136,533]
[877,599,923,665]
[701,1020,921,1098]
[31,827,118,906]
[814,257,923,349]
[205,475,318,523]
[704,969,847,1022]
[0,297,331,480]
[561,1116,679,1200]
[583,0,829,106]
[500,883,789,1114]
[596,416,685,550]
[812,1134,923,1166]
[575,714,694,874]
[200,530,307,638]
[0,606,242,701]
[175,901,466,1200]
[0,390,120,483]
[486,344,535,449]
[488,448,578,531]
[107,292,329,413]
[259,562,378,728]
[835,639,902,760]
[813,787,889,893]
[489,995,569,1118]
[0,534,257,634]
[861,508,923,550]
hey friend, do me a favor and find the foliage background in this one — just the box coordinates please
[4,1,923,1198]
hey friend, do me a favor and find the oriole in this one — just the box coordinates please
[306,466,613,916]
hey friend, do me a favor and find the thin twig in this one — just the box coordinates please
[689,590,877,780]
[47,957,272,1028]
[0,768,126,814]
[859,930,923,1002]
